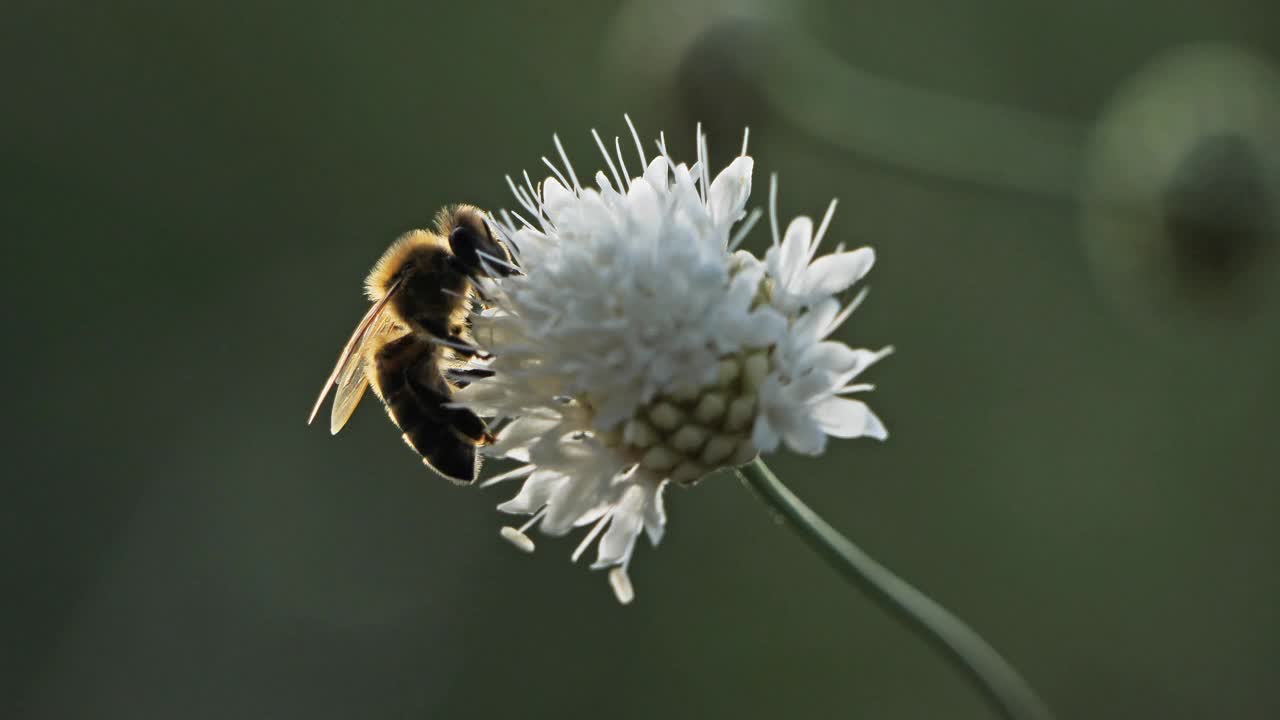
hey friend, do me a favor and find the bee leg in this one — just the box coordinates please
[375,337,485,483]
[420,319,489,360]
[437,396,491,442]
[469,284,493,307]
[449,406,494,445]
[406,365,494,446]
[445,368,495,388]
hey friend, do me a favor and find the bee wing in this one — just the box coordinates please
[307,277,402,430]
[328,310,400,434]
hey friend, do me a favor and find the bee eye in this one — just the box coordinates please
[448,224,484,273]
[450,218,517,278]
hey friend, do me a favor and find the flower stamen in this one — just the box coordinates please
[768,173,781,247]
[808,198,839,265]
[592,128,625,193]
[541,155,571,194]
[624,114,647,167]
[571,514,611,563]
[552,133,581,191]
[613,136,632,190]
[498,507,547,553]
[608,566,635,605]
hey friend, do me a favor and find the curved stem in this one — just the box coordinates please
[735,458,1054,720]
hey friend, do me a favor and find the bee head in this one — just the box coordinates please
[444,205,520,278]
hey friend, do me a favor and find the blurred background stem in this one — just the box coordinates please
[736,458,1054,720]
[752,30,1086,202]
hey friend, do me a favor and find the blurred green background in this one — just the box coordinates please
[6,1,1280,718]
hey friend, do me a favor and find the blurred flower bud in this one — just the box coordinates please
[601,0,784,139]
[612,3,1082,200]
[1082,44,1280,327]
[672,16,775,142]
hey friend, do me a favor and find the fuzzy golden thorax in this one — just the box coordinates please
[363,229,448,302]
[367,237,474,340]
[434,203,485,238]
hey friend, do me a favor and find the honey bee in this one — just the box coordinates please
[308,205,518,483]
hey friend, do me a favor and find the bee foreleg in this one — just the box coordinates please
[419,318,489,359]
[445,368,495,388]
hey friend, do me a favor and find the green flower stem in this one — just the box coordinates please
[735,458,1054,720]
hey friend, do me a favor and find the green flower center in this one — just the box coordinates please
[596,347,770,484]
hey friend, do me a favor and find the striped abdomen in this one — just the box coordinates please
[373,333,489,483]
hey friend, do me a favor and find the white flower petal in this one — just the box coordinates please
[779,216,813,285]
[813,396,879,438]
[707,156,754,226]
[784,417,828,456]
[740,307,787,347]
[752,413,782,453]
[790,371,834,404]
[594,170,615,195]
[642,156,668,192]
[863,407,889,441]
[488,415,561,457]
[450,382,507,416]
[541,176,575,225]
[592,484,647,568]
[643,482,667,545]
[833,347,894,387]
[800,342,862,374]
[791,298,840,343]
[797,247,875,296]
[498,471,564,515]
[626,172,662,227]
[542,469,614,535]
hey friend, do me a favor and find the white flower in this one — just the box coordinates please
[456,119,890,603]
[753,297,891,456]
[764,202,877,313]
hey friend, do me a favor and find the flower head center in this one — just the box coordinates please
[595,347,769,484]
